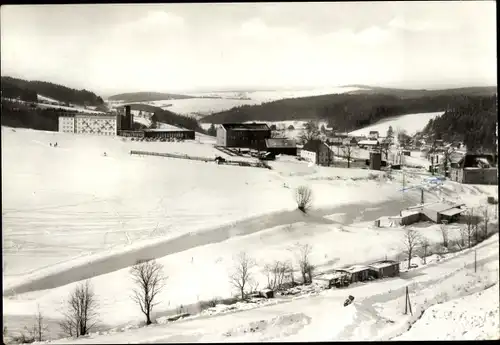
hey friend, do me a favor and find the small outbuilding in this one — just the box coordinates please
[420,202,467,224]
[265,138,297,156]
[368,260,400,278]
[344,265,372,283]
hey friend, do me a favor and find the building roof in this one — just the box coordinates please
[369,130,379,134]
[302,139,327,152]
[423,202,464,213]
[358,139,379,146]
[369,260,399,269]
[440,208,467,217]
[345,265,371,273]
[265,138,297,148]
[222,123,270,131]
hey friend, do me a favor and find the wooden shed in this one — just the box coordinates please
[368,260,400,278]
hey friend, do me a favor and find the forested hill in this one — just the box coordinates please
[200,87,497,133]
[1,76,104,106]
[422,95,497,152]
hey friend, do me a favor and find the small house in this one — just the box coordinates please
[300,139,334,166]
[368,260,400,278]
[265,138,297,156]
[449,153,498,185]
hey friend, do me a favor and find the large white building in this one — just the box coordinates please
[58,113,120,136]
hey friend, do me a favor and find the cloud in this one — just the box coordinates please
[113,10,185,36]
[388,15,455,32]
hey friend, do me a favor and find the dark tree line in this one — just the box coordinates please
[201,88,496,133]
[1,99,68,131]
[422,95,497,152]
[1,76,104,106]
[153,109,206,134]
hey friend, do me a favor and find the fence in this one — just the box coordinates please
[130,150,271,169]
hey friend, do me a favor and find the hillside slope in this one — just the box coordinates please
[200,87,497,133]
[1,76,104,106]
[422,95,497,152]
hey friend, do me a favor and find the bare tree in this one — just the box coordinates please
[229,252,256,300]
[402,227,420,269]
[299,121,320,143]
[341,144,356,168]
[59,280,99,337]
[130,259,167,326]
[26,304,49,342]
[295,186,313,213]
[440,221,449,248]
[263,260,293,291]
[465,208,475,248]
[482,206,490,239]
[295,244,314,284]
[421,238,430,264]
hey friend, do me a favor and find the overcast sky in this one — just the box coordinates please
[1,2,496,96]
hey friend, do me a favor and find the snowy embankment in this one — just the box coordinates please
[394,283,499,340]
[31,233,500,343]
[349,111,444,138]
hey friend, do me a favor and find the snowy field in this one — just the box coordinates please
[2,126,409,280]
[349,112,444,137]
[186,86,365,103]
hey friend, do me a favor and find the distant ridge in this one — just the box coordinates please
[108,92,194,102]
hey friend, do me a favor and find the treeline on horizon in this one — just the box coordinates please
[201,88,497,133]
[1,76,104,106]
[422,95,497,152]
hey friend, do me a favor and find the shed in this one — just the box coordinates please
[368,260,400,278]
[420,202,466,223]
[344,265,372,283]
[265,138,297,156]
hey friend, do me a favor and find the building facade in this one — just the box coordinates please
[450,153,498,185]
[300,139,334,166]
[143,128,195,140]
[216,123,271,150]
[58,113,119,136]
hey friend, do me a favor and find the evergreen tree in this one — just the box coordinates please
[207,123,217,136]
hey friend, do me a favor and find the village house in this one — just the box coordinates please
[449,152,498,185]
[216,123,271,151]
[419,202,467,224]
[300,139,334,166]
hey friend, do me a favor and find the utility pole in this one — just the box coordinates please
[404,286,413,315]
[421,189,424,204]
[474,250,477,273]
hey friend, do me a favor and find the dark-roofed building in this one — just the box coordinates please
[449,152,498,185]
[142,127,195,140]
[300,139,334,166]
[265,138,297,156]
[216,123,271,150]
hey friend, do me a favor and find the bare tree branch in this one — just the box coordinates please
[402,228,421,269]
[295,186,313,213]
[130,259,167,326]
[229,251,256,300]
[59,280,99,338]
